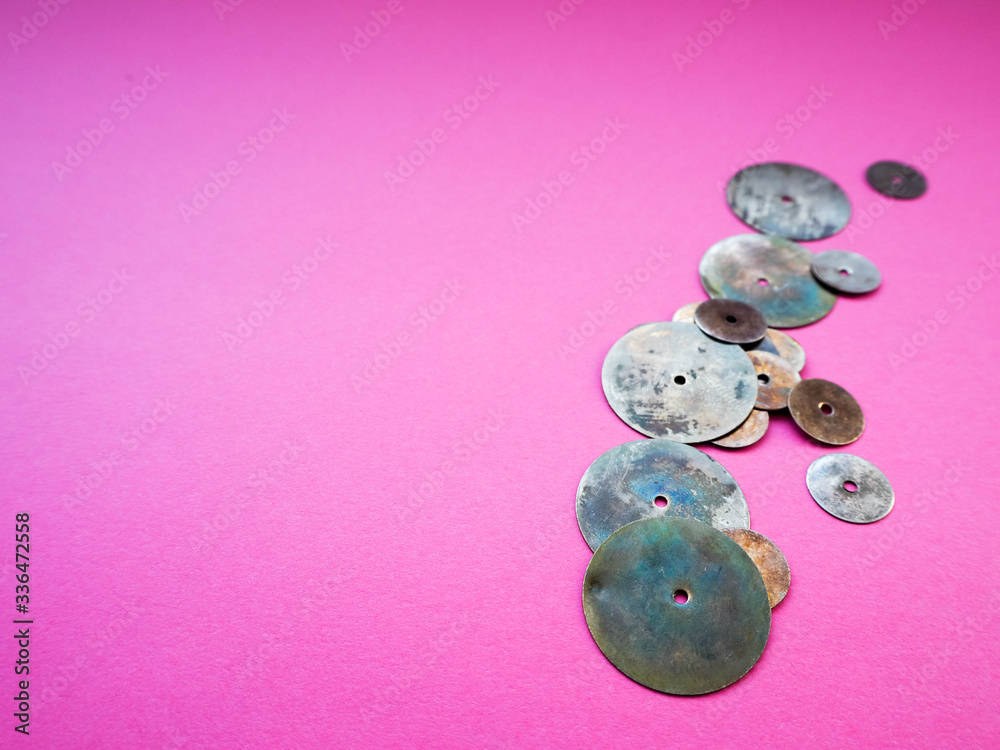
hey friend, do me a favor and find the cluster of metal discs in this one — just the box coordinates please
[578,160,917,695]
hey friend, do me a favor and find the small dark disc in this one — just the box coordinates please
[866,161,927,199]
[812,250,882,294]
[788,379,865,445]
[694,299,767,344]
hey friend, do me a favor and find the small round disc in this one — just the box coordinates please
[712,409,769,449]
[601,322,758,443]
[694,299,767,344]
[700,234,836,328]
[672,302,701,324]
[720,528,790,608]
[746,328,806,372]
[747,351,801,411]
[583,517,771,695]
[726,162,851,240]
[866,161,927,199]
[812,250,882,294]
[806,453,894,523]
[788,379,865,445]
[576,439,750,551]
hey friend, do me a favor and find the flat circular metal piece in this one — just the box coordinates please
[812,250,882,294]
[576,439,750,552]
[583,517,771,695]
[866,161,927,200]
[747,351,801,411]
[726,162,851,240]
[720,528,790,608]
[601,322,758,443]
[672,302,700,324]
[694,299,767,344]
[700,234,836,328]
[712,409,769,449]
[747,328,806,372]
[788,379,865,445]
[806,453,894,523]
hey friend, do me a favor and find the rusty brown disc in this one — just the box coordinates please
[747,351,801,411]
[712,409,769,448]
[672,302,701,324]
[787,379,865,445]
[720,528,790,608]
[746,328,805,372]
[694,299,767,345]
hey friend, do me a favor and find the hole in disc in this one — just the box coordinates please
[757,373,770,385]
[725,315,738,324]
[673,589,689,604]
[780,195,793,204]
[820,402,835,416]
[757,278,769,286]
[891,175,903,185]
[844,481,858,493]
[838,267,852,276]
[673,375,686,385]
[654,495,668,508]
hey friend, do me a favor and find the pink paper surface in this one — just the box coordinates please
[2,0,999,747]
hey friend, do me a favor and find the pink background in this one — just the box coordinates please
[2,0,999,747]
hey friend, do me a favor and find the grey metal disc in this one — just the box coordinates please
[866,161,926,199]
[726,162,851,240]
[700,234,836,328]
[747,328,806,372]
[694,299,767,344]
[720,528,790,608]
[601,322,758,443]
[576,439,749,552]
[583,517,771,695]
[711,409,768,449]
[811,250,882,294]
[806,453,894,523]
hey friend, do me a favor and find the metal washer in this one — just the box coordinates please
[866,161,927,199]
[747,350,801,411]
[806,453,894,523]
[576,439,750,552]
[695,299,767,344]
[812,250,882,294]
[720,528,790,608]
[788,379,865,445]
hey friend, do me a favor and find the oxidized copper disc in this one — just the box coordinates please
[747,350,801,411]
[788,379,865,445]
[747,328,806,372]
[601,322,758,443]
[583,517,771,695]
[726,162,851,240]
[711,409,768,449]
[694,299,767,344]
[812,250,882,294]
[866,161,927,200]
[672,302,700,324]
[720,528,790,608]
[700,234,836,328]
[806,453,894,523]
[576,439,749,552]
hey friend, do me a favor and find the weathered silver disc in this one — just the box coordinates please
[720,528,790,608]
[583,517,771,695]
[712,409,768,448]
[811,250,882,294]
[747,328,806,372]
[747,350,801,411]
[700,234,836,328]
[601,322,758,443]
[672,302,700,324]
[695,299,767,344]
[726,162,851,240]
[806,453,894,523]
[576,439,749,552]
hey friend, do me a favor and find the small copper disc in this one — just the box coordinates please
[712,409,768,448]
[747,351,801,411]
[866,161,927,200]
[694,299,767,344]
[806,453,894,523]
[720,528,790,608]
[672,302,700,324]
[747,328,806,372]
[788,379,865,445]
[812,250,882,294]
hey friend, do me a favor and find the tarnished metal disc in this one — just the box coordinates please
[601,322,758,443]
[726,162,851,240]
[866,161,927,199]
[720,528,790,608]
[694,299,767,344]
[576,439,749,552]
[747,351,801,411]
[583,517,771,695]
[747,328,806,372]
[700,234,836,328]
[672,302,700,324]
[806,453,894,523]
[788,379,865,445]
[812,250,882,294]
[712,409,768,449]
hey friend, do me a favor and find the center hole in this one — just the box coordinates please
[820,402,835,416]
[725,315,738,324]
[891,175,903,185]
[838,267,852,276]
[673,375,686,385]
[757,373,770,385]
[844,481,858,493]
[673,589,689,604]
[757,278,769,287]
[654,495,669,508]
[780,195,793,204]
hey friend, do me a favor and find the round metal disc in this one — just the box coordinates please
[720,528,790,608]
[866,160,927,199]
[812,250,882,294]
[711,409,768,449]
[576,439,750,552]
[747,351,801,411]
[694,299,767,344]
[672,301,700,324]
[746,328,806,372]
[788,379,865,445]
[583,517,771,695]
[806,453,894,523]
[726,162,851,240]
[700,234,836,328]
[601,322,758,443]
